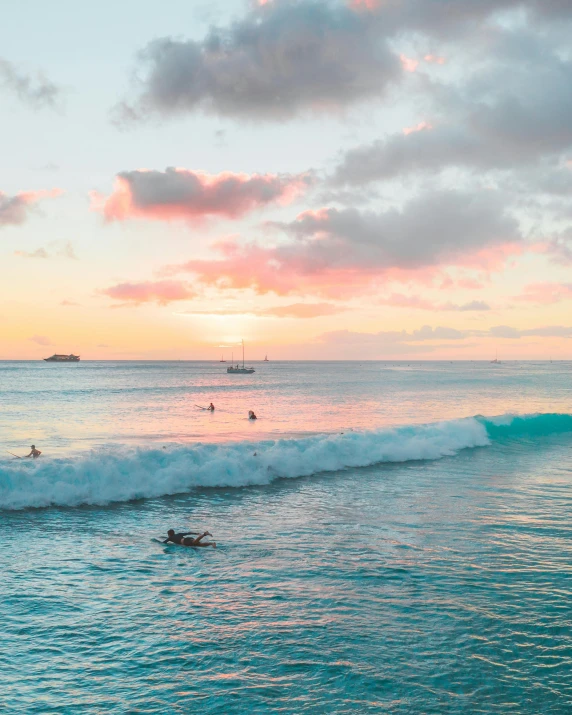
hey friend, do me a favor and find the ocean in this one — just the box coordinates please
[1,360,571,713]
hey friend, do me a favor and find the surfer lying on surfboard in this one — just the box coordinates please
[195,403,215,411]
[163,529,216,548]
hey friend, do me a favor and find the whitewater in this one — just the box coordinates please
[3,412,572,510]
[1,361,571,713]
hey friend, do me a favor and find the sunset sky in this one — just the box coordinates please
[1,0,572,360]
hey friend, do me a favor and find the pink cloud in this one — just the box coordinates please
[455,277,487,290]
[400,54,419,73]
[424,54,446,65]
[403,121,433,136]
[516,282,572,305]
[163,241,512,300]
[102,280,196,306]
[0,188,63,227]
[179,302,342,319]
[264,303,341,318]
[458,243,524,272]
[349,0,382,10]
[92,168,309,223]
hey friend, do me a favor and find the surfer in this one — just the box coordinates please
[25,445,42,459]
[163,529,216,548]
[208,403,215,411]
[248,410,257,420]
[163,529,201,545]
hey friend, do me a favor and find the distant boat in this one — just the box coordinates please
[44,354,80,362]
[264,355,269,362]
[219,355,226,362]
[227,340,255,374]
[490,351,501,364]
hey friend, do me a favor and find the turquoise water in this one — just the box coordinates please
[1,362,571,712]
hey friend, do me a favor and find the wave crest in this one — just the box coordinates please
[1,412,570,510]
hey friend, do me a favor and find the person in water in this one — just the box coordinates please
[208,403,215,411]
[25,445,42,459]
[163,529,216,548]
[163,529,200,545]
[248,410,257,420]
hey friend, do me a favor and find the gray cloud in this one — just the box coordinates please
[491,325,572,339]
[457,300,491,312]
[384,0,572,38]
[274,189,519,271]
[0,57,62,110]
[116,0,401,122]
[378,294,491,311]
[316,326,468,358]
[332,29,572,186]
[29,335,53,346]
[14,241,77,260]
[0,193,36,227]
[333,73,572,186]
[320,323,572,348]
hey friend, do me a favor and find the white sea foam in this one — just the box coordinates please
[0,417,490,510]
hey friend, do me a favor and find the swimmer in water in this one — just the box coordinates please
[248,410,257,420]
[25,445,42,459]
[207,403,215,411]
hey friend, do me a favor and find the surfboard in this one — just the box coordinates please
[152,537,174,545]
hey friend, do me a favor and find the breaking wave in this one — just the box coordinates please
[1,413,571,510]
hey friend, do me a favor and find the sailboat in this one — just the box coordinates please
[219,355,226,362]
[490,351,501,364]
[227,340,255,374]
[264,355,269,362]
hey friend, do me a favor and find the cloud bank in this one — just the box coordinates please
[164,189,520,297]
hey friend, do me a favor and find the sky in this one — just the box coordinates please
[1,0,572,360]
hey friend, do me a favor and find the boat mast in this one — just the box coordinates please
[242,339,245,368]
